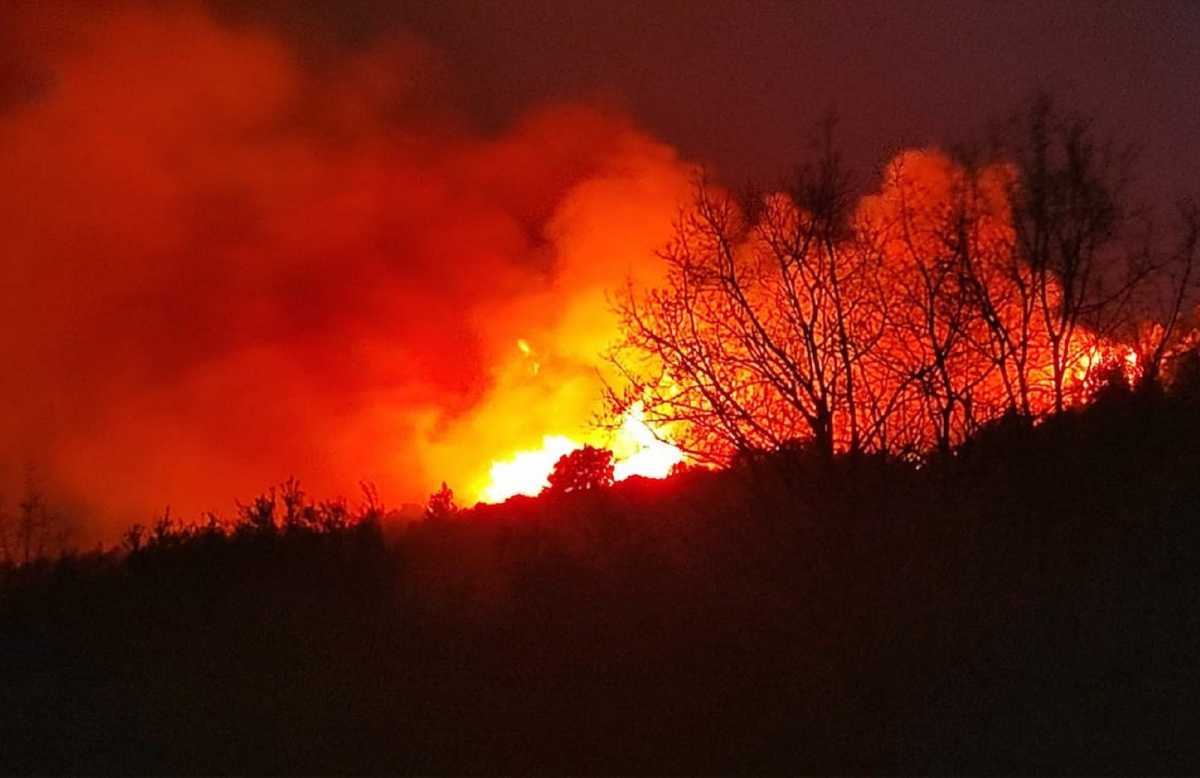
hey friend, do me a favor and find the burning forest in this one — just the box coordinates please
[3,1,1200,774]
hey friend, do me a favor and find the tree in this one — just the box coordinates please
[425,482,457,520]
[611,98,1169,467]
[0,474,73,565]
[546,445,614,494]
[1001,94,1144,413]
[861,151,1006,455]
[1132,198,1200,390]
[610,131,887,465]
[948,156,1045,419]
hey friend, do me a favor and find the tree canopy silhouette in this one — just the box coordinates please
[547,445,615,494]
[425,481,458,519]
[610,97,1191,466]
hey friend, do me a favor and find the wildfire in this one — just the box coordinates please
[480,435,580,503]
[476,342,685,504]
[430,146,1168,513]
[1071,341,1140,400]
[611,402,684,480]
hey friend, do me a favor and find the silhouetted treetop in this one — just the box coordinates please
[547,445,615,494]
[425,481,458,520]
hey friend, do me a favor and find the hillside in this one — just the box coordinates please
[3,389,1199,773]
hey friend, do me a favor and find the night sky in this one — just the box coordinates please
[217,0,1200,199]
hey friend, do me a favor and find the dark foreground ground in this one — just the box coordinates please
[3,391,1199,773]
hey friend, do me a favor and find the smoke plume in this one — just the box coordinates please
[0,2,692,540]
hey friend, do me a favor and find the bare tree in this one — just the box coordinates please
[610,136,884,464]
[1002,95,1144,413]
[862,153,1003,455]
[940,157,1045,419]
[610,97,1160,469]
[1133,198,1200,390]
[0,475,73,565]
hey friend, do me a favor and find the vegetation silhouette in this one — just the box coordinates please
[3,379,1200,773]
[424,481,458,521]
[608,97,1195,469]
[546,444,615,494]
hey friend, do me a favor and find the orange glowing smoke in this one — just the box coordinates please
[0,1,1163,539]
[0,2,695,538]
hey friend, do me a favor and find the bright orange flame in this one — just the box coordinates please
[611,402,684,480]
[1070,340,1140,401]
[480,434,580,502]
[445,148,1157,509]
[477,388,684,503]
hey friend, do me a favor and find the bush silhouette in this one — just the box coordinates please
[546,445,614,494]
[425,481,458,519]
[4,379,1200,775]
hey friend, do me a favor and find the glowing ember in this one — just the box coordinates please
[516,338,540,375]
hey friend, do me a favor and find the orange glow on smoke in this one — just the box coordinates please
[472,156,1141,505]
[1,3,1169,538]
[0,0,695,540]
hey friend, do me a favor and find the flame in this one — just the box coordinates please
[611,402,684,480]
[433,152,1161,512]
[476,346,685,504]
[1071,341,1139,399]
[480,434,580,502]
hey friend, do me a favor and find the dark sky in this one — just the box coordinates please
[219,0,1200,200]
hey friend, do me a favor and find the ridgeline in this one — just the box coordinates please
[3,387,1199,773]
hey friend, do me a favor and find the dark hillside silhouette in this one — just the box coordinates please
[3,385,1200,773]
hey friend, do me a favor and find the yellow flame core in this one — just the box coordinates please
[1072,342,1140,398]
[477,329,1137,507]
[611,402,684,480]
[480,434,579,503]
[478,401,684,504]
